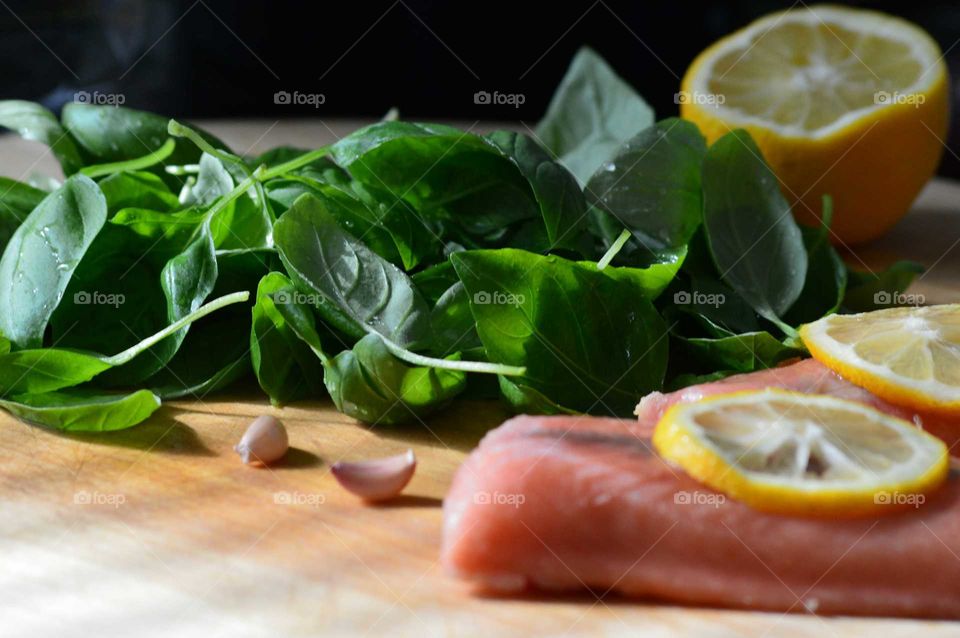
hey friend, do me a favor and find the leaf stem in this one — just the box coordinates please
[79,138,177,178]
[380,335,526,377]
[259,146,332,180]
[103,291,250,366]
[597,228,631,270]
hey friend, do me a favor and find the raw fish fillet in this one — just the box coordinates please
[636,358,960,454]
[443,414,960,618]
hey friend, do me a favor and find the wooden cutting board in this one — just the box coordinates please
[1,123,959,637]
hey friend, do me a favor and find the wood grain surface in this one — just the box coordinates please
[1,122,959,637]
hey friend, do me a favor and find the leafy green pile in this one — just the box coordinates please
[0,48,919,431]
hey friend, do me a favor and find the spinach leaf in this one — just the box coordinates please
[110,206,207,246]
[0,291,248,396]
[0,389,161,431]
[0,100,83,174]
[181,153,234,206]
[0,174,107,348]
[586,118,706,254]
[701,129,807,331]
[497,376,578,415]
[843,261,925,312]
[676,330,803,373]
[452,249,669,416]
[62,103,226,189]
[0,177,46,250]
[274,192,429,347]
[331,122,542,242]
[484,130,587,252]
[324,333,466,425]
[98,170,180,215]
[250,272,323,405]
[535,47,655,184]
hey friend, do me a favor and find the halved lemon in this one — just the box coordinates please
[653,389,948,516]
[680,5,949,245]
[801,304,960,415]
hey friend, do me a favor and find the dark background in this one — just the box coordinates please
[2,0,959,174]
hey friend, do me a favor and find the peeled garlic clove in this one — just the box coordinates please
[235,415,288,465]
[331,450,416,502]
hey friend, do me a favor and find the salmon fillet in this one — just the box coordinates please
[442,414,960,618]
[636,359,960,454]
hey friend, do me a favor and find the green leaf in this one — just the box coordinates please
[843,261,925,312]
[0,389,161,431]
[275,192,429,347]
[452,249,669,416]
[535,47,655,184]
[79,137,176,179]
[702,129,807,330]
[0,177,46,251]
[483,130,588,252]
[783,228,848,325]
[0,174,107,348]
[429,281,481,356]
[250,272,324,405]
[676,331,804,373]
[98,170,180,215]
[324,333,466,425]
[0,100,84,174]
[497,375,579,415]
[586,118,706,253]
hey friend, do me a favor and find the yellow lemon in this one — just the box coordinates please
[801,304,960,415]
[680,5,949,245]
[653,389,948,516]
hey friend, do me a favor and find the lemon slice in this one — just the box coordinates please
[680,5,949,244]
[653,389,948,516]
[801,304,960,415]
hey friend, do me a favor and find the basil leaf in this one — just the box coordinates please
[324,333,465,425]
[0,389,161,431]
[274,192,429,347]
[452,248,668,416]
[98,170,180,215]
[0,100,84,175]
[586,118,706,254]
[676,331,804,373]
[0,177,46,251]
[702,129,807,329]
[0,174,107,349]
[251,272,324,405]
[535,47,655,184]
[843,261,925,312]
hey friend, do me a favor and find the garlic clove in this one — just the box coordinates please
[331,450,416,502]
[235,415,289,465]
